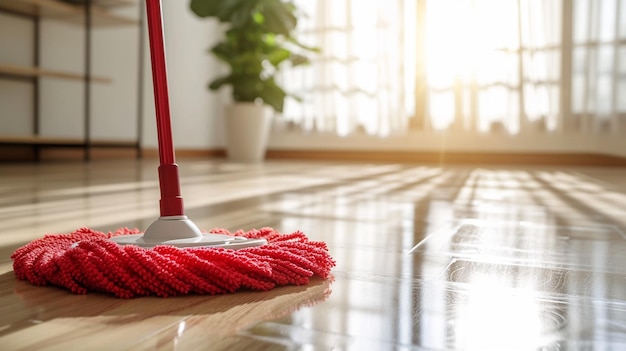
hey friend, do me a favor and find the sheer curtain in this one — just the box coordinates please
[571,0,626,134]
[281,0,416,137]
[423,0,563,133]
[414,0,625,135]
[282,0,626,137]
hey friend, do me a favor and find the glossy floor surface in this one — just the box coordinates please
[0,159,625,350]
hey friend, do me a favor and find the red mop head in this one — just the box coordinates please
[11,227,335,298]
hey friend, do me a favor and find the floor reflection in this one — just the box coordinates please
[240,167,626,350]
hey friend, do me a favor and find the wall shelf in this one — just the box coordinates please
[0,63,111,83]
[0,135,138,147]
[0,0,138,26]
[0,0,144,161]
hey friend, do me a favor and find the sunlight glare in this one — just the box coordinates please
[455,273,542,350]
[425,0,474,88]
[426,0,521,131]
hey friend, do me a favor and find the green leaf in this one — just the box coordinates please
[258,79,287,112]
[191,0,250,22]
[210,42,232,62]
[230,0,256,28]
[190,0,222,18]
[263,33,276,46]
[215,0,248,22]
[289,94,303,102]
[231,75,264,102]
[261,0,297,35]
[267,48,290,66]
[208,75,232,90]
[252,11,265,24]
[289,54,310,67]
[287,37,321,53]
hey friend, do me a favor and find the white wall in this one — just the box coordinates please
[0,13,34,135]
[158,0,226,148]
[38,19,87,139]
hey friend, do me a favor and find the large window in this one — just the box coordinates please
[421,0,626,135]
[282,0,626,137]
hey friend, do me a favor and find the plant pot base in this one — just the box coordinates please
[224,103,272,162]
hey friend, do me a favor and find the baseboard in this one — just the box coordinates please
[0,146,142,162]
[41,148,141,161]
[141,148,226,159]
[265,149,626,166]
[3,145,626,166]
[0,146,36,161]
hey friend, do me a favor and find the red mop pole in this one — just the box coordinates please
[145,0,183,217]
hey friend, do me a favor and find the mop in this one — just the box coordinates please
[11,0,334,298]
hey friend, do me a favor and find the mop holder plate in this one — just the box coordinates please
[110,233,268,249]
[109,215,267,249]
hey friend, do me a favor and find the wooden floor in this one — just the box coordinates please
[0,158,625,350]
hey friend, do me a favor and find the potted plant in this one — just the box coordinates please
[190,0,318,162]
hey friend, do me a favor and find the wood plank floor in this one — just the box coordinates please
[0,158,625,350]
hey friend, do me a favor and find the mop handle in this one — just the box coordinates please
[146,0,184,216]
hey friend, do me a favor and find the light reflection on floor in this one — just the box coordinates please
[240,166,626,350]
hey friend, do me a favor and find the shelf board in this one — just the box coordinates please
[0,135,139,147]
[66,0,137,8]
[0,63,111,83]
[91,139,140,147]
[0,0,138,26]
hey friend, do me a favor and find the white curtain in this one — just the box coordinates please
[423,0,626,135]
[571,0,626,134]
[283,0,626,137]
[281,0,416,137]
[423,0,563,133]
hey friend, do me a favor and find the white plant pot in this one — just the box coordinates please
[224,103,272,162]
